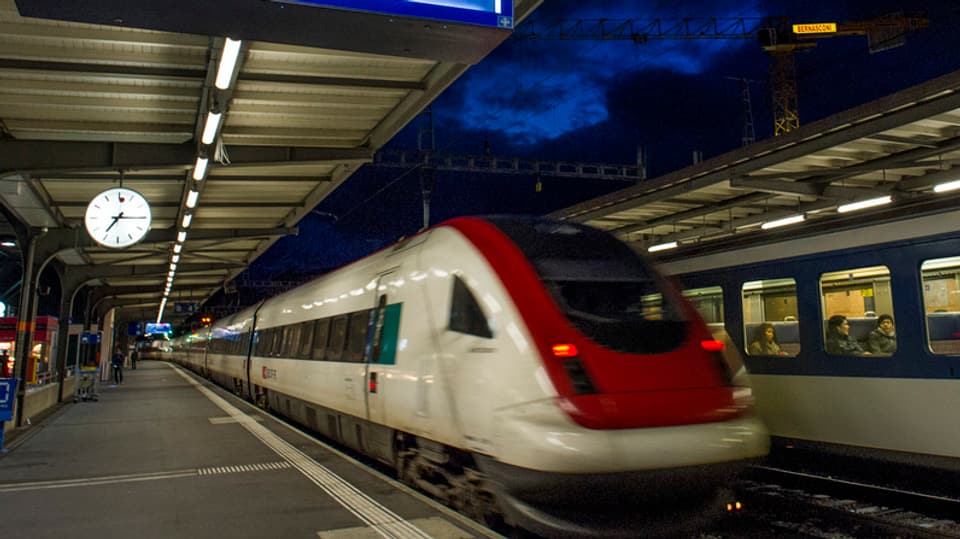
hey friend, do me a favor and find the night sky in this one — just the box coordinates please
[244,0,960,279]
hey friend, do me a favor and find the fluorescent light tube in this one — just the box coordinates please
[761,214,805,230]
[933,179,960,193]
[177,231,187,242]
[171,254,180,264]
[648,241,678,253]
[215,38,242,90]
[173,243,183,254]
[837,195,892,213]
[181,213,193,228]
[201,112,222,145]
[193,156,208,181]
[186,190,199,209]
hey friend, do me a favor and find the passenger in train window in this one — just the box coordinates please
[825,315,871,356]
[866,314,897,355]
[748,323,786,356]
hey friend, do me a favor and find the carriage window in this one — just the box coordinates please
[344,311,372,362]
[742,279,799,357]
[820,266,894,356]
[920,257,960,355]
[327,316,348,361]
[685,286,726,342]
[312,318,331,360]
[298,321,314,359]
[449,276,493,338]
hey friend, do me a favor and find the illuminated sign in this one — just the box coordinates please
[145,322,172,335]
[273,0,513,28]
[792,22,837,34]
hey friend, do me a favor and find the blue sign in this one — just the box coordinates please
[0,378,17,422]
[174,303,197,314]
[145,322,172,335]
[273,0,513,28]
[80,332,100,345]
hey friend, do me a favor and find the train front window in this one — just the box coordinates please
[920,257,960,355]
[819,266,895,356]
[742,279,800,357]
[487,217,686,354]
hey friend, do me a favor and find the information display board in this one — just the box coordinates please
[273,0,513,28]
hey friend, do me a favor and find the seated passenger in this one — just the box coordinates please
[866,314,896,355]
[825,315,871,356]
[748,322,786,356]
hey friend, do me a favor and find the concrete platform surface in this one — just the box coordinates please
[0,361,498,539]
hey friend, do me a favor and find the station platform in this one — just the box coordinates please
[0,361,498,539]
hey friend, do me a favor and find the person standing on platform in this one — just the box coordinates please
[130,347,139,370]
[111,347,124,384]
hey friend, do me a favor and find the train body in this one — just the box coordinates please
[661,208,960,471]
[168,216,768,537]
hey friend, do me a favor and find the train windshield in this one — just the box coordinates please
[488,217,687,353]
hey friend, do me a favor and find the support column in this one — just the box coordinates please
[12,227,45,427]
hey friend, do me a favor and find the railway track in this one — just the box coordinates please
[732,465,960,538]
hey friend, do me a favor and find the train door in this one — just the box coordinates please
[364,269,401,426]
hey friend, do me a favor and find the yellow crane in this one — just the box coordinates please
[514,14,928,136]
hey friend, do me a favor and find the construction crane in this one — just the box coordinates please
[514,14,929,136]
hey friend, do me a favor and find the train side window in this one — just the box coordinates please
[684,285,727,342]
[298,321,314,359]
[312,318,331,360]
[742,279,799,357]
[920,257,960,355]
[344,310,372,362]
[327,316,348,361]
[820,266,894,356]
[287,323,302,358]
[448,275,493,338]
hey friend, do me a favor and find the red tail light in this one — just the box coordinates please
[700,339,725,352]
[552,343,579,357]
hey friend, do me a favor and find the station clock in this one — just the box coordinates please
[84,187,152,248]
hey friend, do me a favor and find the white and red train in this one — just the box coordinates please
[166,216,769,537]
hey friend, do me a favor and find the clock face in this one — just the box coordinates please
[84,187,152,248]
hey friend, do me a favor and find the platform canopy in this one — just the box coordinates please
[552,69,960,261]
[0,0,540,323]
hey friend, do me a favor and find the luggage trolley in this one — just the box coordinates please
[75,366,99,402]
[74,331,100,402]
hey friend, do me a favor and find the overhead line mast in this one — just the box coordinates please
[514,14,929,137]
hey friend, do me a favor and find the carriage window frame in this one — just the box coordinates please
[919,256,960,356]
[819,265,895,356]
[741,278,800,358]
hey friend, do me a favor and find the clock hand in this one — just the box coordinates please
[117,215,148,219]
[104,212,123,232]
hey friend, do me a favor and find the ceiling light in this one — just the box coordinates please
[215,38,242,90]
[933,179,960,193]
[761,214,805,230]
[0,240,15,247]
[193,156,208,181]
[647,241,678,253]
[177,231,187,243]
[186,190,199,209]
[173,243,183,254]
[169,262,177,271]
[837,195,892,213]
[201,111,222,145]
[171,254,180,264]
[181,213,193,228]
